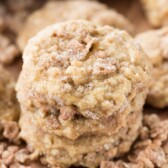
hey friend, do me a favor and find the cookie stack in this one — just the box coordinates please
[16,20,152,168]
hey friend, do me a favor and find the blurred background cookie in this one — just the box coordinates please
[135,27,168,108]
[141,0,168,27]
[17,0,134,51]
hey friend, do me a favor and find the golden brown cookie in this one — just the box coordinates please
[141,0,168,27]
[20,110,142,168]
[135,27,168,108]
[17,0,133,51]
[16,20,151,167]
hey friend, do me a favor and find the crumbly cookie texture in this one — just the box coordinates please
[101,108,168,168]
[19,110,142,168]
[17,0,134,51]
[0,66,19,121]
[16,20,151,167]
[141,0,168,27]
[135,27,168,108]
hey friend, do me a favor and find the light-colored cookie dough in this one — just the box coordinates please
[0,66,19,121]
[141,0,168,27]
[17,0,133,51]
[17,20,151,167]
[135,27,168,108]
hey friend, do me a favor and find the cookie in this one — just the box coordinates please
[135,27,168,108]
[0,119,45,168]
[17,0,134,51]
[141,0,168,27]
[16,20,151,167]
[20,110,142,168]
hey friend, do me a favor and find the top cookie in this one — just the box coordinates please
[141,0,168,27]
[16,20,151,139]
[17,0,133,51]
